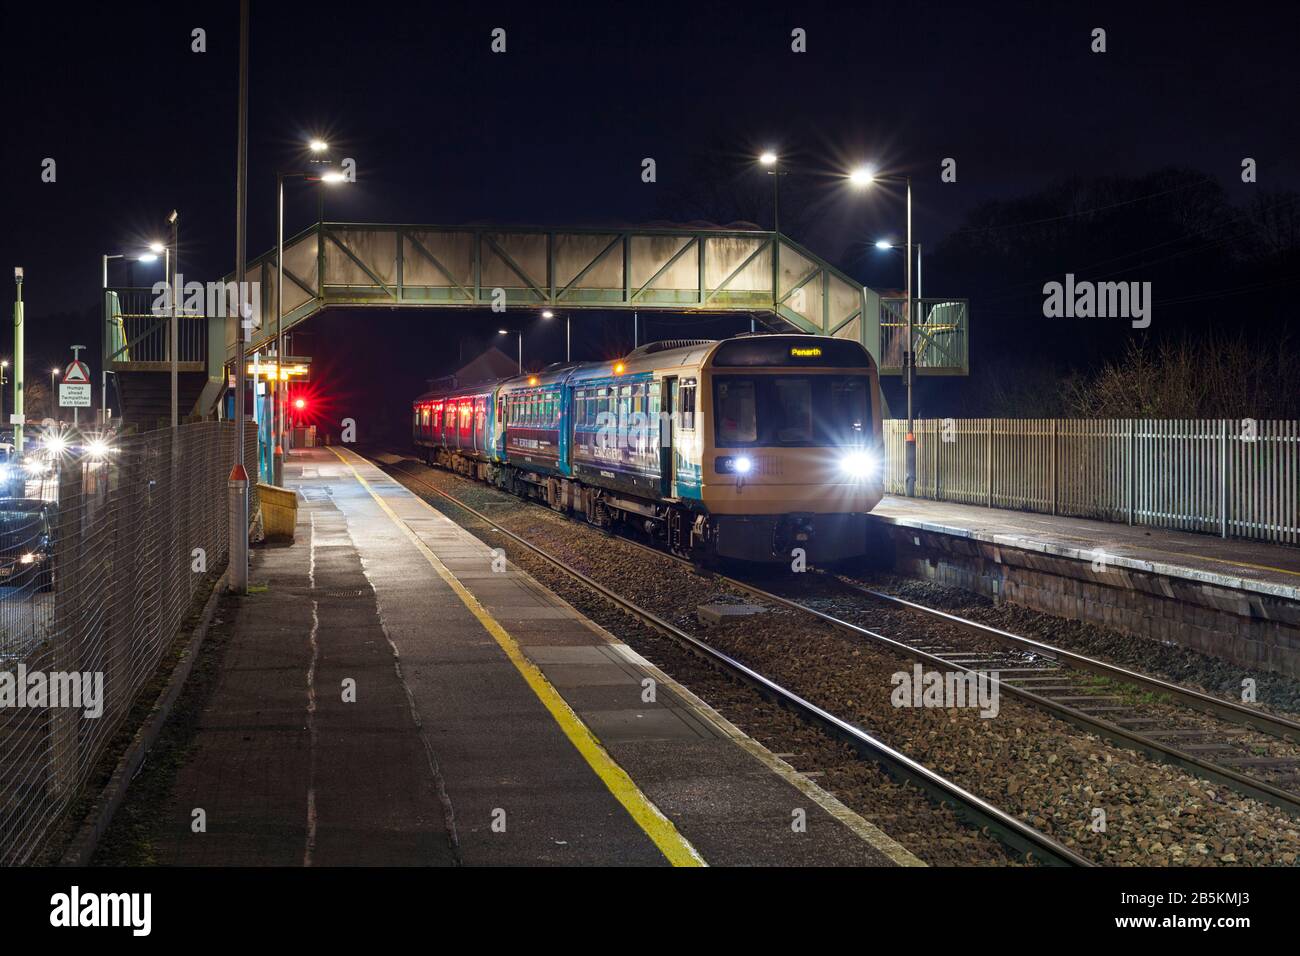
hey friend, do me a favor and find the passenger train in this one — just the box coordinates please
[411,334,883,563]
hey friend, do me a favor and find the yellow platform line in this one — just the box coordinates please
[327,447,705,867]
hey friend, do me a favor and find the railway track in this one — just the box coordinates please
[715,574,1300,818]
[382,452,1300,824]
[381,457,1090,867]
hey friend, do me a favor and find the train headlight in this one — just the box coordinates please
[715,455,753,476]
[840,450,877,479]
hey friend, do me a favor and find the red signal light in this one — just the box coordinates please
[294,398,306,410]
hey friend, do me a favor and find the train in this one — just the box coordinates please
[411,334,883,564]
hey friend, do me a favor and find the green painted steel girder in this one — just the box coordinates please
[212,222,968,380]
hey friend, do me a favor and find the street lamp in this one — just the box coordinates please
[274,155,348,484]
[850,166,916,496]
[542,310,570,362]
[0,360,7,428]
[758,151,785,234]
[874,239,923,300]
[50,368,59,422]
[499,329,522,373]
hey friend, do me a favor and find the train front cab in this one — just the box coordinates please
[693,336,883,564]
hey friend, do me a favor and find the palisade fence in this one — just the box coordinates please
[883,419,1300,545]
[0,421,258,865]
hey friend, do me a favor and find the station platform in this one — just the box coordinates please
[124,446,917,867]
[872,496,1300,601]
[870,496,1300,677]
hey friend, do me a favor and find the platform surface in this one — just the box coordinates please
[872,495,1300,601]
[129,446,913,867]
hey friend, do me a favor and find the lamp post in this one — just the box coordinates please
[167,210,179,428]
[758,151,783,234]
[851,167,915,496]
[499,329,522,373]
[275,157,347,485]
[12,270,22,454]
[874,239,923,300]
[50,368,59,422]
[542,310,569,362]
[0,360,7,427]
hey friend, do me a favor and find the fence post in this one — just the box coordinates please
[1219,419,1228,539]
[1050,419,1058,516]
[1126,419,1134,526]
[986,418,993,508]
[49,460,84,800]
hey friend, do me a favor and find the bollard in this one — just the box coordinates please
[228,462,248,592]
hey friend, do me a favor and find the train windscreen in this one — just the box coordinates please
[714,375,870,447]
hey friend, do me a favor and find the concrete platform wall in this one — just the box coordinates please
[880,526,1300,679]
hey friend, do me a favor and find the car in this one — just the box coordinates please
[0,497,55,591]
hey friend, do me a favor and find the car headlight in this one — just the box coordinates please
[840,450,878,479]
[19,553,36,565]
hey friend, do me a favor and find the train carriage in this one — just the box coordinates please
[412,334,883,564]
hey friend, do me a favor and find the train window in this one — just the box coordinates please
[679,381,696,431]
[715,378,757,445]
[772,379,813,442]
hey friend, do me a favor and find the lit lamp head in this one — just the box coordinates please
[849,166,875,188]
[759,151,778,167]
[875,240,894,251]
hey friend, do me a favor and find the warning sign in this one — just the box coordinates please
[63,360,91,384]
[60,383,91,408]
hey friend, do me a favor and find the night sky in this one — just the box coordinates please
[1,1,1296,434]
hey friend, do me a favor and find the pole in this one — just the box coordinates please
[273,173,284,485]
[229,0,250,594]
[170,211,179,428]
[764,167,774,235]
[13,269,23,455]
[517,333,522,373]
[50,370,57,422]
[903,177,916,497]
[633,311,638,347]
[565,315,570,363]
[101,254,108,424]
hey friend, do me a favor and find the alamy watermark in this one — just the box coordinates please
[1043,273,1151,329]
[151,273,261,322]
[0,666,104,718]
[891,663,1000,718]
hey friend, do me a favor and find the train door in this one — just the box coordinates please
[660,377,676,497]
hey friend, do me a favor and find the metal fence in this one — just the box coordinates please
[884,419,1300,545]
[878,298,970,375]
[106,288,207,366]
[0,421,253,865]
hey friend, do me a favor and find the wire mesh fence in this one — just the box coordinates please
[884,418,1300,545]
[0,421,255,865]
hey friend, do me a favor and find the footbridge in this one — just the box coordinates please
[104,222,969,422]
